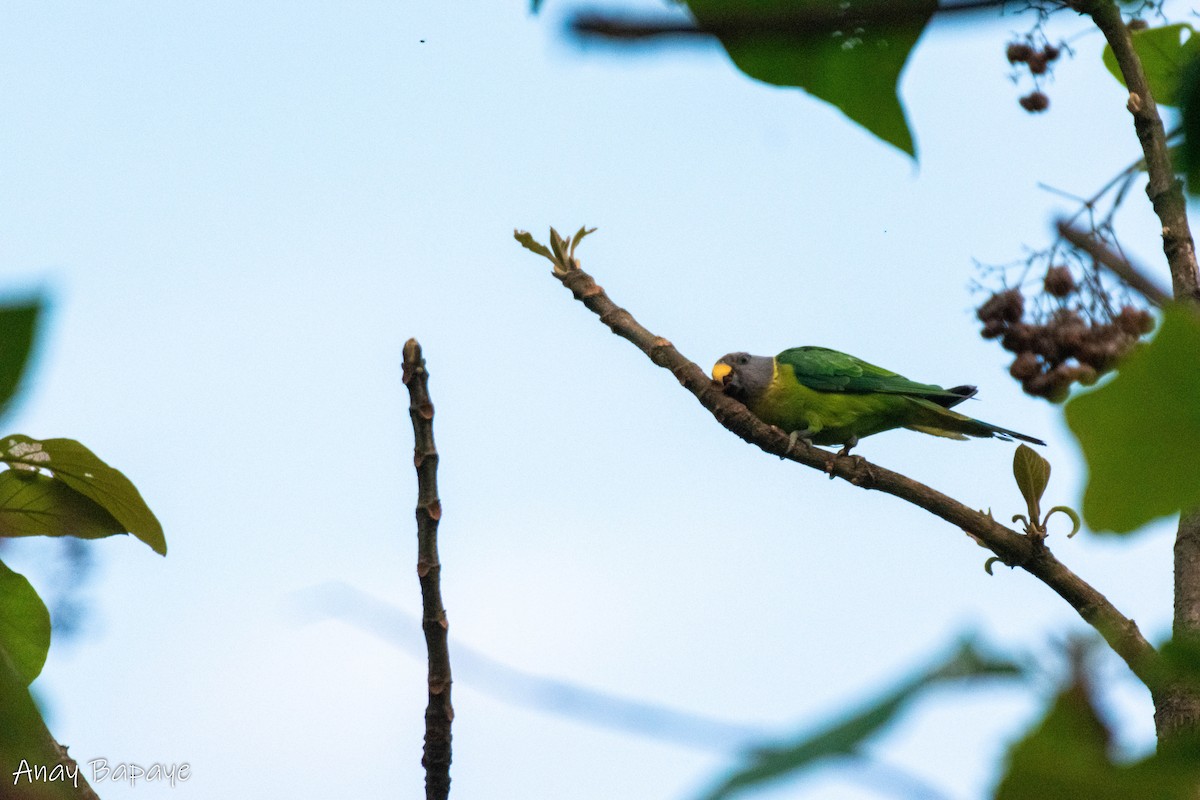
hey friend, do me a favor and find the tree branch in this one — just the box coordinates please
[1056,220,1170,307]
[1078,0,1200,303]
[402,339,453,800]
[570,0,1030,43]
[515,228,1158,688]
[1076,0,1200,739]
[0,646,101,800]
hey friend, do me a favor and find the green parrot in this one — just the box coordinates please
[711,347,1044,454]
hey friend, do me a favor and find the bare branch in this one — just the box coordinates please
[402,339,453,800]
[570,0,1040,43]
[1057,221,1170,307]
[516,228,1158,688]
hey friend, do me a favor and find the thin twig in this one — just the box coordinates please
[516,228,1159,691]
[402,339,453,800]
[1056,221,1170,307]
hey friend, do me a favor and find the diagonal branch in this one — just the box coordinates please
[402,339,453,800]
[515,228,1158,688]
[1057,220,1171,307]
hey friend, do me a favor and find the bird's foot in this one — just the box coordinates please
[785,429,815,458]
[828,437,861,481]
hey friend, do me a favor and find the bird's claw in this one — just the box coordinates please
[785,429,814,458]
[829,437,865,481]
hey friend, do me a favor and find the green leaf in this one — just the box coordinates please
[513,230,555,263]
[549,226,568,264]
[995,682,1114,799]
[697,639,1022,800]
[684,0,934,158]
[1180,52,1200,194]
[1065,306,1200,533]
[1149,635,1200,690]
[1012,444,1050,523]
[996,679,1200,799]
[0,298,42,422]
[568,225,597,259]
[1102,23,1200,107]
[0,470,126,539]
[1045,505,1082,538]
[0,435,166,554]
[0,560,50,686]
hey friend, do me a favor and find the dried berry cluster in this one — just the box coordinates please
[977,269,1153,402]
[1006,42,1060,74]
[1007,40,1061,113]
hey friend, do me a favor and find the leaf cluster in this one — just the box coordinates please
[0,298,165,694]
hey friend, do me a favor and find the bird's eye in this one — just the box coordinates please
[738,356,748,365]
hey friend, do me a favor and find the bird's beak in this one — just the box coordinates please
[711,362,732,385]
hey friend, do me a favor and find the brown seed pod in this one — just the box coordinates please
[1046,379,1071,403]
[1082,339,1122,373]
[1053,324,1086,356]
[1043,45,1061,62]
[1043,266,1076,297]
[1024,372,1055,397]
[981,318,1007,339]
[977,288,1024,322]
[1020,91,1050,112]
[1002,323,1035,353]
[1031,329,1063,363]
[1115,306,1154,337]
[1009,351,1041,381]
[1006,42,1034,63]
[1027,52,1049,75]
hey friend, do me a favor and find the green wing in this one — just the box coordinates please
[776,347,965,401]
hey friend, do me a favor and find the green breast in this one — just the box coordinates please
[750,363,912,445]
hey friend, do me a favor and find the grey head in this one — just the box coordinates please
[712,352,774,403]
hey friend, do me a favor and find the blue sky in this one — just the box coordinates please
[0,2,1185,798]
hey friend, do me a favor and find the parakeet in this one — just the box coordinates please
[711,347,1044,454]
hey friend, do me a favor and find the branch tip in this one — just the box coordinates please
[514,225,596,276]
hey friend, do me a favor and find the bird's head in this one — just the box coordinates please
[712,352,773,402]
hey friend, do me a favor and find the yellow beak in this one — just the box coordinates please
[711,362,732,383]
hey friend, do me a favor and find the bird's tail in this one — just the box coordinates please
[904,398,1045,446]
[928,384,978,409]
